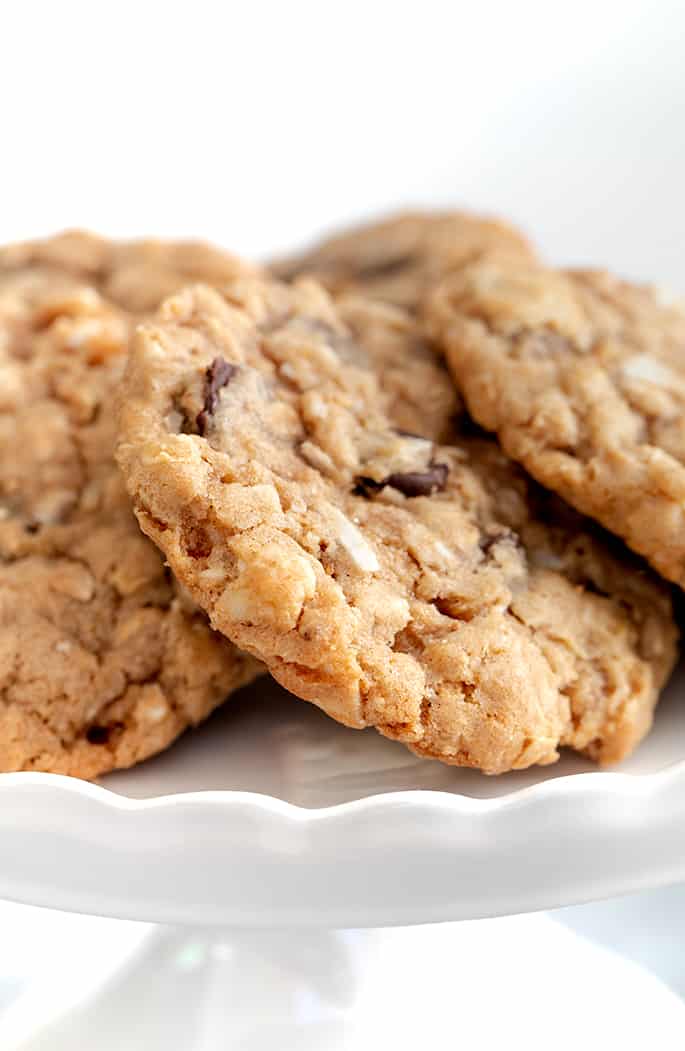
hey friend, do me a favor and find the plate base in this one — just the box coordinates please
[4,912,684,1050]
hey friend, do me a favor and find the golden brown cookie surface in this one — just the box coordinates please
[272,210,535,311]
[117,277,677,773]
[0,239,260,777]
[427,260,685,588]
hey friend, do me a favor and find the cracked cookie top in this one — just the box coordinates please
[117,277,677,773]
[0,243,260,778]
[272,210,536,311]
[426,260,685,588]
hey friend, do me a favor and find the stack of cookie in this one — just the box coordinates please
[1,215,681,779]
[0,235,262,777]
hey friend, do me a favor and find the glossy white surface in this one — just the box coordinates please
[0,667,684,927]
[2,906,684,1050]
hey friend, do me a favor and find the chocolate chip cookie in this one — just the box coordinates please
[117,277,676,773]
[0,241,261,777]
[426,260,685,589]
[0,228,262,313]
[272,210,536,311]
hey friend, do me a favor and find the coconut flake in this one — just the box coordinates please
[331,508,379,572]
[143,702,169,724]
[305,392,328,420]
[621,354,679,389]
[280,362,298,382]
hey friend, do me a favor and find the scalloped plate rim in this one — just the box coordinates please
[3,761,685,927]
[3,756,685,817]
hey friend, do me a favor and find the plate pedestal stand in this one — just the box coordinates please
[6,914,685,1049]
[3,668,685,1047]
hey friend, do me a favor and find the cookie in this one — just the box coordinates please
[0,229,262,313]
[117,277,677,773]
[335,294,461,443]
[426,260,685,589]
[272,210,535,311]
[0,243,261,778]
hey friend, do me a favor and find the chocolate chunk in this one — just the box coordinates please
[355,461,449,499]
[354,476,384,498]
[480,528,523,556]
[86,721,124,745]
[384,462,449,497]
[86,725,111,745]
[196,356,237,435]
[454,414,490,440]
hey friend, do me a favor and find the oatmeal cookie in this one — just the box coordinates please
[117,277,677,773]
[272,210,535,311]
[0,244,260,778]
[0,228,262,313]
[426,260,685,588]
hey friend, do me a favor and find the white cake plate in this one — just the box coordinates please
[1,650,684,1047]
[1,659,685,929]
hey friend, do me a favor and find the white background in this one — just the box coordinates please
[1,0,683,285]
[1,1,684,1044]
